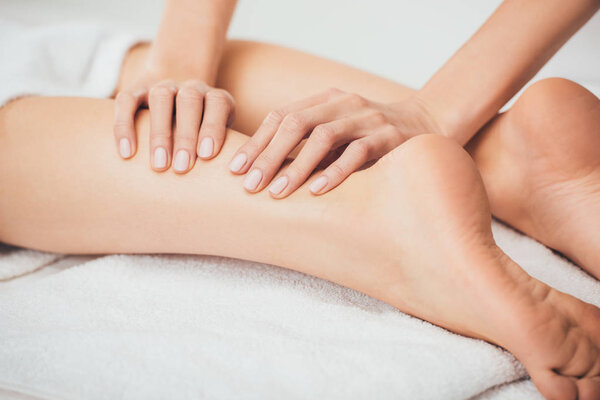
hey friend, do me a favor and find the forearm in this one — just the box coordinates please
[147,0,237,84]
[417,0,599,145]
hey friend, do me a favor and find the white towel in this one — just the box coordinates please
[0,244,61,281]
[0,221,598,400]
[0,19,140,108]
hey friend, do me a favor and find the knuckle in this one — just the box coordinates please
[241,141,262,157]
[285,163,305,180]
[326,87,343,97]
[200,122,226,137]
[115,91,135,104]
[174,135,197,146]
[149,85,174,100]
[346,93,368,108]
[183,79,205,88]
[255,151,278,167]
[328,163,347,180]
[113,120,132,136]
[264,109,285,126]
[386,124,402,137]
[312,125,335,145]
[281,113,305,132]
[205,90,230,104]
[177,86,203,102]
[369,111,387,125]
[151,130,172,139]
[348,140,370,160]
[200,121,220,131]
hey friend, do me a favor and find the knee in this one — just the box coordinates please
[512,78,600,138]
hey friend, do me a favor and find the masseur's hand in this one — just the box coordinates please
[229,88,441,197]
[114,73,235,173]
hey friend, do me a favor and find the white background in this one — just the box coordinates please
[1,0,599,96]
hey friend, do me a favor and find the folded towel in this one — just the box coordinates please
[0,244,61,281]
[0,221,598,399]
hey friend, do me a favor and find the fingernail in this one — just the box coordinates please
[269,176,289,195]
[229,153,247,173]
[309,176,328,194]
[119,138,131,158]
[153,147,167,169]
[243,169,262,191]
[173,150,190,172]
[198,137,214,158]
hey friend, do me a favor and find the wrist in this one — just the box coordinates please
[414,87,482,146]
[145,60,218,86]
[389,95,447,140]
[145,53,220,86]
[146,35,224,85]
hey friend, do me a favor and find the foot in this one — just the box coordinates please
[467,78,600,278]
[333,134,600,399]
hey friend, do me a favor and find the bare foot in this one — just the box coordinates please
[468,78,600,279]
[337,134,600,399]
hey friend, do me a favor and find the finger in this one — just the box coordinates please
[113,88,147,159]
[148,81,177,171]
[267,116,365,198]
[530,369,577,400]
[229,88,342,175]
[173,83,205,173]
[576,377,600,400]
[197,89,234,160]
[309,124,401,196]
[309,139,373,195]
[243,97,360,193]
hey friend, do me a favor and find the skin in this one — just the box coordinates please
[2,40,600,399]
[113,0,237,172]
[121,40,600,281]
[114,0,599,200]
[237,0,599,196]
[2,96,600,400]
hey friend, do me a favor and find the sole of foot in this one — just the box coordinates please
[336,134,600,399]
[468,78,600,279]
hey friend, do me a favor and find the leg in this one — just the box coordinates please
[144,40,598,278]
[117,41,415,134]
[1,96,599,399]
[468,78,600,278]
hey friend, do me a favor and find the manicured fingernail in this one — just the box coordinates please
[243,169,262,191]
[119,138,131,158]
[198,137,214,158]
[153,147,167,169]
[309,176,328,194]
[229,153,247,172]
[173,150,190,172]
[269,176,289,195]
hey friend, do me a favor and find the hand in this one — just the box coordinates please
[228,88,441,197]
[114,72,235,173]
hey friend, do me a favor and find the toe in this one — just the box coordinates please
[530,369,577,400]
[576,377,600,400]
